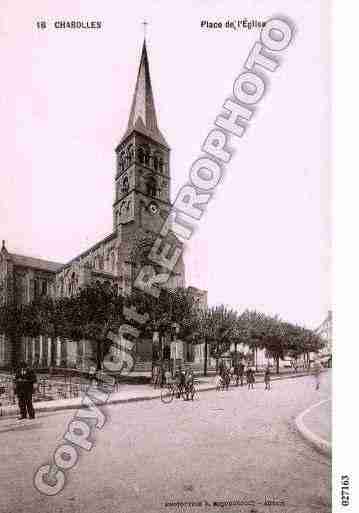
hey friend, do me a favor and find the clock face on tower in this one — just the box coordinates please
[148,201,159,215]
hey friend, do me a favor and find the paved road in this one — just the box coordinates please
[302,398,331,443]
[0,372,331,513]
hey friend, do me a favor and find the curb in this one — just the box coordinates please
[295,398,331,457]
[0,370,315,420]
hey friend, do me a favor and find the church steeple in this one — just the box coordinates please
[113,38,172,235]
[120,40,169,148]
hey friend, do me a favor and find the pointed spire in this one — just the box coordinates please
[1,240,9,259]
[120,40,169,148]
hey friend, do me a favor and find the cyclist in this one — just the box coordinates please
[184,369,194,400]
[174,368,185,398]
[164,368,172,385]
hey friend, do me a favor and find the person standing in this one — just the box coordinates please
[312,359,322,390]
[218,359,224,379]
[14,362,37,420]
[264,366,271,390]
[250,366,255,389]
[238,362,245,386]
[233,362,239,386]
[246,366,254,389]
[184,369,194,400]
[164,368,172,386]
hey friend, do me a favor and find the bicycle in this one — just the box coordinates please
[160,381,183,403]
[216,375,229,391]
[183,382,199,401]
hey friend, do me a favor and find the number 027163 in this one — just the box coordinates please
[341,475,349,506]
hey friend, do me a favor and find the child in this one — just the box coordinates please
[165,369,172,385]
[184,370,194,400]
[246,366,253,389]
[264,366,271,390]
[215,373,222,390]
[249,367,255,389]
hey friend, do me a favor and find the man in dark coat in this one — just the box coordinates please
[238,362,245,386]
[14,362,37,420]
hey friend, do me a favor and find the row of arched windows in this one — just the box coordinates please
[137,146,164,172]
[118,173,158,200]
[118,144,165,173]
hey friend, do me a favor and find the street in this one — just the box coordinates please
[0,372,331,513]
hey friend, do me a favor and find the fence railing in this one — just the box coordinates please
[0,372,120,416]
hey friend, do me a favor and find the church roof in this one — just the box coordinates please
[60,232,117,271]
[119,41,169,149]
[10,253,63,273]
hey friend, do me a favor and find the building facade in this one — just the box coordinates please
[0,41,204,370]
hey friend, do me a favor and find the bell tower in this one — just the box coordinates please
[113,41,172,239]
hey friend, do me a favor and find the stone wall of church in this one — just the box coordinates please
[0,251,14,306]
[0,334,11,367]
[53,234,121,298]
[21,336,95,370]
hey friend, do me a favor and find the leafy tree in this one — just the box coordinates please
[59,283,126,370]
[129,286,197,362]
[191,305,238,374]
[0,301,42,368]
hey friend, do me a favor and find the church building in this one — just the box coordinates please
[0,40,206,370]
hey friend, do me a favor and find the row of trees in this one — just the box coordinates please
[193,306,324,374]
[0,282,324,373]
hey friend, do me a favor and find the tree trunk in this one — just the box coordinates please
[276,356,280,375]
[204,338,208,376]
[96,340,102,371]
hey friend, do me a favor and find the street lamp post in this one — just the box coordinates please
[171,323,180,377]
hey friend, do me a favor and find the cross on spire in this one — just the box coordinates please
[142,20,148,40]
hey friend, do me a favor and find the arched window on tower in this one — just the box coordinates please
[153,156,159,171]
[110,252,116,272]
[143,144,150,165]
[122,175,129,194]
[146,176,157,197]
[119,151,125,171]
[69,272,77,296]
[127,144,134,164]
[138,147,145,164]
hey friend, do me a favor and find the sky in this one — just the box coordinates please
[0,0,330,329]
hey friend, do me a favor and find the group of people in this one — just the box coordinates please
[10,356,324,420]
[217,361,272,390]
[163,367,195,400]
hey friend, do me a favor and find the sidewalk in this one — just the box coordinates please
[295,398,331,456]
[0,370,313,420]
